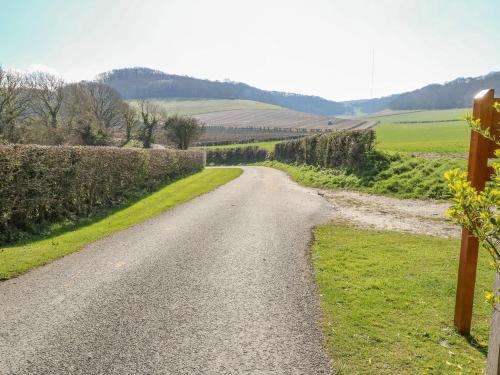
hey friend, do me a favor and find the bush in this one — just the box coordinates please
[0,145,205,242]
[206,146,268,165]
[274,130,376,169]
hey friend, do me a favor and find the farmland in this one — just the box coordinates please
[376,121,470,154]
[128,99,282,115]
[135,99,377,145]
[196,126,307,146]
[186,103,470,153]
[129,98,362,129]
[194,108,377,130]
[367,108,469,122]
[374,108,471,154]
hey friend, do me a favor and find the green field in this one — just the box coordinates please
[205,140,281,152]
[376,121,470,154]
[128,99,282,116]
[313,223,492,374]
[0,168,242,280]
[374,108,471,154]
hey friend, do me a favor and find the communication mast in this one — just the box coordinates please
[370,48,375,98]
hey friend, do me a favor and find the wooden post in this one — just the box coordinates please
[454,89,496,335]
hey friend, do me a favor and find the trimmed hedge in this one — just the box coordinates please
[0,145,205,242]
[206,146,268,165]
[274,130,376,169]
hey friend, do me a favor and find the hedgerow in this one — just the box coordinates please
[274,130,376,169]
[0,145,205,242]
[206,146,268,165]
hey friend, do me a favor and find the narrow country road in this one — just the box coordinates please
[0,167,334,375]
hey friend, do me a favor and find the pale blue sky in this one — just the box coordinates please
[1,0,499,100]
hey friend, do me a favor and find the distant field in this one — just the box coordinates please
[374,108,471,154]
[197,126,306,146]
[376,121,470,153]
[371,108,470,122]
[128,99,282,115]
[204,140,281,152]
[194,109,377,130]
[129,99,376,146]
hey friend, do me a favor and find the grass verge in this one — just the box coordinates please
[0,168,242,280]
[260,156,466,200]
[313,223,493,374]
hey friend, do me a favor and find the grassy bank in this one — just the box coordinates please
[261,155,466,200]
[313,223,492,374]
[0,168,242,280]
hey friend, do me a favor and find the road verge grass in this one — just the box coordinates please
[260,156,466,200]
[313,223,492,374]
[0,168,242,280]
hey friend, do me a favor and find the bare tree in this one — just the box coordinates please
[120,102,137,146]
[84,81,123,130]
[164,115,206,149]
[0,68,30,141]
[138,101,164,148]
[27,72,65,129]
[60,82,123,145]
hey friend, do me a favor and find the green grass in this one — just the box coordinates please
[373,108,472,154]
[376,121,470,154]
[0,168,243,280]
[313,223,492,374]
[261,156,466,200]
[204,140,281,152]
[128,99,282,116]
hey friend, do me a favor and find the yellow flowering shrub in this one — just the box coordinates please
[445,103,500,305]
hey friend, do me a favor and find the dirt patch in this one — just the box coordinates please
[318,189,460,238]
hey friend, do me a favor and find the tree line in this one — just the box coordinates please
[0,67,205,149]
[345,71,500,113]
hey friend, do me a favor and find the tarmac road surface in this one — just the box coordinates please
[0,166,333,375]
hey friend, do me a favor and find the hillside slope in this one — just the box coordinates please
[127,99,282,116]
[345,71,500,113]
[99,67,347,116]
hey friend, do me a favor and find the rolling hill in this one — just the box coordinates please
[127,99,282,115]
[100,67,500,116]
[99,68,347,116]
[128,98,377,130]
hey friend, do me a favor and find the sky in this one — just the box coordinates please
[0,0,499,101]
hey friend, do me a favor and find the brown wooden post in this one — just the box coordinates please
[454,89,496,335]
